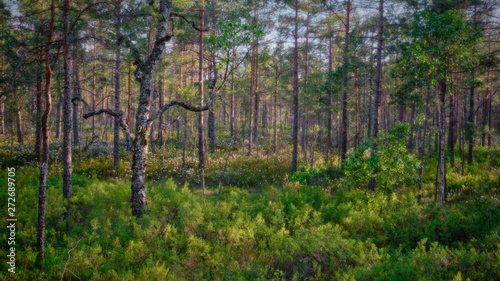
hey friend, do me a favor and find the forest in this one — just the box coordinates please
[0,0,499,279]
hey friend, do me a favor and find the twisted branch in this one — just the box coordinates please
[74,96,133,148]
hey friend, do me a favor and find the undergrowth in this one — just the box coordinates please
[0,137,498,280]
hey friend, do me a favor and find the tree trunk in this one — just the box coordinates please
[127,62,132,126]
[468,9,477,163]
[488,69,492,146]
[114,47,121,167]
[35,71,42,157]
[229,52,236,137]
[367,75,373,141]
[368,0,383,191]
[208,51,216,154]
[92,40,96,135]
[55,96,62,139]
[38,0,55,262]
[326,9,334,161]
[62,0,72,200]
[448,82,456,167]
[230,56,235,137]
[208,110,215,153]
[131,91,150,217]
[355,68,359,150]
[408,107,415,149]
[418,85,430,202]
[274,70,278,152]
[462,89,467,175]
[16,110,23,144]
[340,0,351,169]
[198,1,205,168]
[468,82,474,164]
[252,4,259,144]
[182,111,187,168]
[248,37,254,156]
[73,48,80,146]
[158,78,164,144]
[0,98,4,135]
[437,79,447,203]
[291,0,300,172]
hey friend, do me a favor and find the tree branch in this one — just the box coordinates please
[148,46,251,124]
[117,33,144,71]
[75,97,133,148]
[170,12,210,32]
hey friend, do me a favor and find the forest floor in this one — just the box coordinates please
[0,137,499,280]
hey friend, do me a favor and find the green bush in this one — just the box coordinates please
[342,123,421,192]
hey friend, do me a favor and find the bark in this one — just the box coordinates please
[273,67,279,152]
[114,46,121,167]
[468,9,477,164]
[114,6,122,161]
[62,0,72,200]
[262,95,267,131]
[302,4,310,164]
[368,0,383,191]
[462,89,467,175]
[38,0,55,262]
[326,9,334,161]
[127,61,132,125]
[198,0,205,168]
[182,111,187,168]
[367,78,373,140]
[73,48,80,146]
[0,98,4,135]
[55,96,62,139]
[208,110,215,153]
[468,81,474,164]
[437,79,447,203]
[149,85,156,151]
[16,110,23,144]
[208,51,216,154]
[302,113,308,163]
[488,70,492,146]
[291,0,299,172]
[355,68,359,149]
[340,0,351,169]
[158,77,164,144]
[418,86,430,203]
[252,4,259,144]
[448,83,456,167]
[248,38,254,156]
[408,108,415,149]
[35,72,42,156]
[230,55,235,137]
[92,40,97,135]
